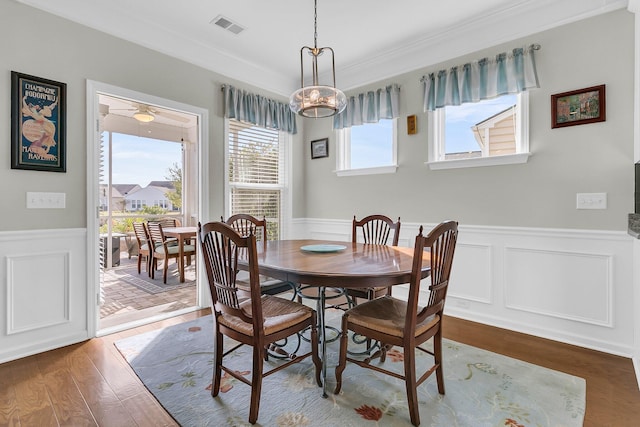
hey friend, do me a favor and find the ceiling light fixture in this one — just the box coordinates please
[289,0,346,118]
[133,108,155,123]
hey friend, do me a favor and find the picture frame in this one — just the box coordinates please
[551,84,605,129]
[11,71,67,172]
[311,138,329,159]
[407,114,417,135]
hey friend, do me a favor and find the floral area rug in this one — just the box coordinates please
[114,313,585,426]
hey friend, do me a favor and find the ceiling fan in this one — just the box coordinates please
[105,103,191,123]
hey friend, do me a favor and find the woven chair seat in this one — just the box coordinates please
[218,295,314,336]
[347,295,439,338]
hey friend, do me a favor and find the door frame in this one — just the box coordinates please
[86,80,210,337]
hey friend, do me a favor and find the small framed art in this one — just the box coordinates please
[311,138,329,159]
[407,115,417,135]
[11,71,67,172]
[551,84,605,129]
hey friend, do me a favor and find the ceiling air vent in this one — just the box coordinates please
[211,15,245,35]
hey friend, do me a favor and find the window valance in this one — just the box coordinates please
[222,84,297,134]
[333,84,401,130]
[421,44,540,112]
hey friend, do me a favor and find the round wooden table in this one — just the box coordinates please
[243,239,431,396]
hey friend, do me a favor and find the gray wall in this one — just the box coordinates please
[302,9,634,231]
[1,3,633,233]
[0,1,306,232]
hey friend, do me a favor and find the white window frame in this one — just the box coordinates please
[426,92,531,170]
[223,118,292,239]
[335,119,398,177]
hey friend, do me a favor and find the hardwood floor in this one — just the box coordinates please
[1,310,638,426]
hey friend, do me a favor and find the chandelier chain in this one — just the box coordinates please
[313,0,318,48]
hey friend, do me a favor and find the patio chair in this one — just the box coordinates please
[132,222,152,276]
[147,221,196,284]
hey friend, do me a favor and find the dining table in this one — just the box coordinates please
[238,239,431,397]
[162,226,197,283]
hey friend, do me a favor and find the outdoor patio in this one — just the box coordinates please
[100,248,197,330]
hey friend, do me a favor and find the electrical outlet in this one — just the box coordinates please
[576,193,607,210]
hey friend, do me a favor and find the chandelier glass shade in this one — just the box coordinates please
[289,1,346,118]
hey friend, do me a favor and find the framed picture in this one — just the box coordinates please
[551,84,605,129]
[407,114,417,135]
[11,71,66,172]
[311,138,329,159]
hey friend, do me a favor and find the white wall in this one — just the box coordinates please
[0,229,87,363]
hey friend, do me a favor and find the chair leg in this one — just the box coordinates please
[137,253,142,274]
[248,344,264,424]
[404,346,420,427]
[211,330,223,397]
[163,257,169,284]
[333,315,349,394]
[434,330,445,395]
[310,313,322,387]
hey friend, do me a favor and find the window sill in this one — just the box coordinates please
[335,165,398,177]
[426,152,531,170]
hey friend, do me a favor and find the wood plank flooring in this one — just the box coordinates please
[0,310,638,426]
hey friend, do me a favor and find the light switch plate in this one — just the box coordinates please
[576,192,607,210]
[26,192,66,209]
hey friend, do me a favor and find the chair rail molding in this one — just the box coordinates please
[299,218,634,358]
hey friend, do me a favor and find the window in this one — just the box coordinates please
[225,119,289,239]
[428,93,530,169]
[154,200,169,209]
[336,118,398,176]
[130,200,142,211]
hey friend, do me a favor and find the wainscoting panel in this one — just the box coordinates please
[0,222,634,362]
[299,219,634,357]
[0,228,87,363]
[448,243,493,305]
[505,247,612,327]
[7,251,70,334]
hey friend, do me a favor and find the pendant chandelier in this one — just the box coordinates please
[289,0,347,118]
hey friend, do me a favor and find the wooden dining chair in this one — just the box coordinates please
[132,222,151,276]
[346,214,401,305]
[198,221,322,424]
[334,220,458,427]
[158,217,182,227]
[157,217,181,244]
[147,221,196,284]
[223,214,298,299]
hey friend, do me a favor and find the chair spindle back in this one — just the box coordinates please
[352,215,401,246]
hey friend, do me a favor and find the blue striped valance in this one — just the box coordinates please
[333,84,401,130]
[422,44,540,112]
[222,85,297,134]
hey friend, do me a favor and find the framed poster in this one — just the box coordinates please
[11,71,66,172]
[551,84,605,129]
[311,138,329,159]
